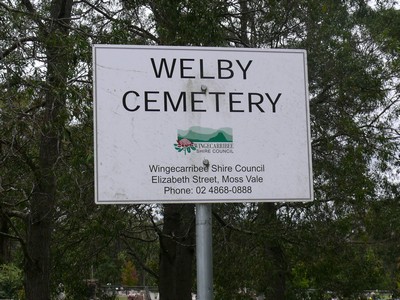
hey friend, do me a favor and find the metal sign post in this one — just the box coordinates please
[196,204,213,300]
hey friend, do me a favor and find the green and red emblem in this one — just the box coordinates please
[174,138,197,155]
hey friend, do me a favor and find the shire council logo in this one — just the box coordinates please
[174,126,233,155]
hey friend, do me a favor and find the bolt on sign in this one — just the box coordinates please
[93,45,313,204]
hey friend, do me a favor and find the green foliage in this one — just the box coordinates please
[1,0,400,299]
[0,264,23,299]
[148,0,227,45]
[121,260,139,286]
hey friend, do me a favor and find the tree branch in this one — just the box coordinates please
[4,209,29,220]
[0,208,33,264]
[20,0,46,31]
[212,211,256,235]
[81,0,159,43]
[21,0,36,14]
[121,238,159,280]
[0,37,38,60]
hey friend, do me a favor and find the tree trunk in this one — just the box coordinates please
[239,0,250,46]
[259,203,287,300]
[0,218,11,264]
[264,243,287,300]
[159,204,195,300]
[23,0,73,298]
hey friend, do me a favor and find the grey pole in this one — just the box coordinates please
[196,203,213,300]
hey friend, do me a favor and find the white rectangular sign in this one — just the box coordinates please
[93,45,313,204]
